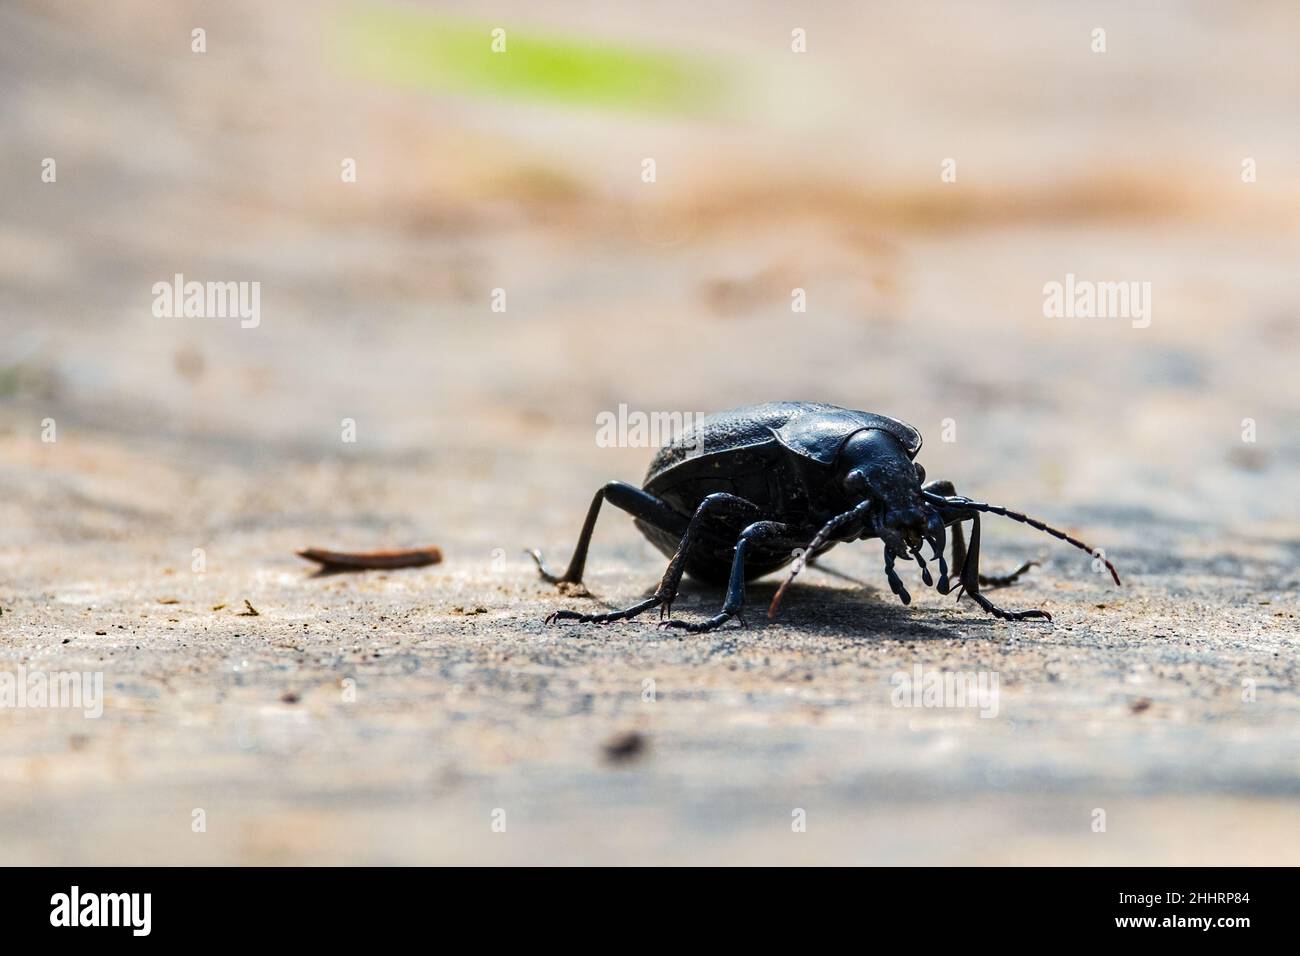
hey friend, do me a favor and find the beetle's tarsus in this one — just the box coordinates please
[968,590,1052,623]
[546,597,662,626]
[978,560,1039,589]
[659,613,736,634]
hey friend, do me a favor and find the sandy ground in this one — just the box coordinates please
[1,1,1299,864]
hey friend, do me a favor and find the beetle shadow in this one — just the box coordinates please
[751,581,976,642]
[593,577,983,643]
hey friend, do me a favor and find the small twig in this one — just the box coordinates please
[238,599,260,616]
[296,546,443,571]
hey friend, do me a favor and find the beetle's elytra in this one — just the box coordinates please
[531,402,1120,633]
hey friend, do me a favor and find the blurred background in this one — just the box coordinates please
[1,1,1297,864]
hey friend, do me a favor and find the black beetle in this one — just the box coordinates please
[530,402,1120,632]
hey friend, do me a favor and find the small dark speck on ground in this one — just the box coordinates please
[602,731,647,763]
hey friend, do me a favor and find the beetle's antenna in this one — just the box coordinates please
[768,501,873,619]
[923,492,1121,586]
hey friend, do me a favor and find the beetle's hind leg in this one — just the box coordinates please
[529,481,688,587]
[923,479,1037,589]
[661,521,791,634]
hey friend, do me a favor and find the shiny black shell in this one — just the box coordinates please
[636,402,922,582]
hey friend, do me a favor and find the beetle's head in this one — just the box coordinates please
[769,427,950,619]
[838,428,931,552]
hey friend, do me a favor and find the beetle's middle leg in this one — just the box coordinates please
[661,520,792,634]
[923,479,1037,588]
[547,492,761,626]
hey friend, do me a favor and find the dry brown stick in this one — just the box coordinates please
[296,546,443,571]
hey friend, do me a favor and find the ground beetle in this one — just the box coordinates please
[531,402,1120,632]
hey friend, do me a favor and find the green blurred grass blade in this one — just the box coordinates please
[338,5,731,116]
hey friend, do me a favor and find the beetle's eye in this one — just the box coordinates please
[914,462,926,484]
[844,469,872,498]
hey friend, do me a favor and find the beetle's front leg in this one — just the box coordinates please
[923,479,1037,588]
[661,521,790,634]
[950,512,1051,623]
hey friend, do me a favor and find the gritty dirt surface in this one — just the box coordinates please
[1,1,1299,864]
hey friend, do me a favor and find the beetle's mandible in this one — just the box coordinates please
[530,402,1120,633]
